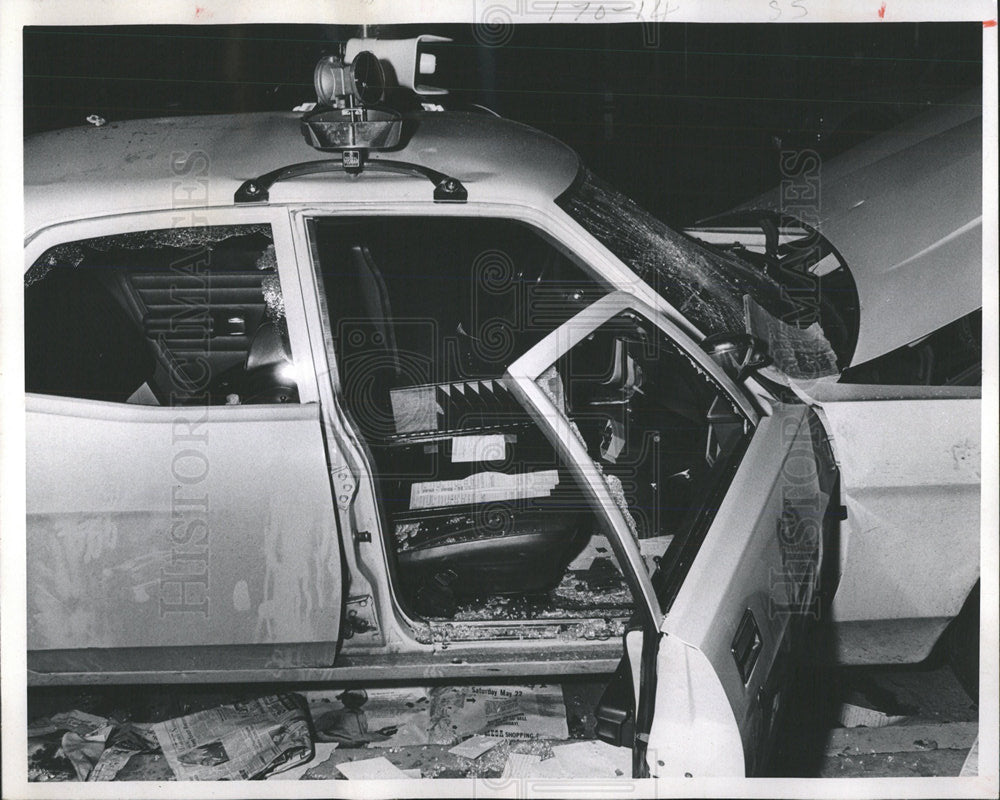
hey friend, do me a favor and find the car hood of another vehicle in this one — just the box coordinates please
[706,91,983,369]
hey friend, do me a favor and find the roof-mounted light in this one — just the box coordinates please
[303,48,400,163]
[344,34,450,96]
[299,34,456,181]
[313,49,387,107]
[302,36,450,168]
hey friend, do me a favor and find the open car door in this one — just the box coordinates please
[505,292,836,777]
[647,397,838,776]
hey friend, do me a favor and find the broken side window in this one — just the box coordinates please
[25,224,297,406]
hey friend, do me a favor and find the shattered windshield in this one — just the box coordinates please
[557,169,840,380]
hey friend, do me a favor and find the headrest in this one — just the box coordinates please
[245,322,291,371]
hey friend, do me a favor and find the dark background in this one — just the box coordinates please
[24,23,982,223]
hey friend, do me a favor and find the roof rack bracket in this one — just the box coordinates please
[234,157,467,204]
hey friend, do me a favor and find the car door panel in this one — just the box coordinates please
[651,404,835,776]
[646,631,746,777]
[26,395,342,673]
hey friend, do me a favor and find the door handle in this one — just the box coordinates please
[731,608,762,684]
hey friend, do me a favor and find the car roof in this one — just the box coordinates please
[24,110,581,237]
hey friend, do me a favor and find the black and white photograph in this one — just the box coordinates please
[1,1,997,797]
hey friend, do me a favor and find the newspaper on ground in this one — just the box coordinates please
[60,723,114,781]
[428,684,569,743]
[151,694,313,780]
[28,710,157,782]
[306,687,431,748]
[838,702,908,728]
[28,711,112,782]
[546,740,631,777]
[501,752,542,778]
[87,724,161,781]
[307,684,567,749]
[264,742,339,781]
[28,710,110,738]
[301,743,516,780]
[498,740,630,780]
[354,687,432,747]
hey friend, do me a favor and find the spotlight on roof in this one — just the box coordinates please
[302,35,450,166]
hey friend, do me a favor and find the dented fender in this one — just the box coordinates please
[803,382,981,664]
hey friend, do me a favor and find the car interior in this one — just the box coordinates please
[311,217,749,629]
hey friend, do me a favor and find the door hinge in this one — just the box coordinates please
[344,594,379,639]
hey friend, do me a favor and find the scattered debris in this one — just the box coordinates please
[29,682,618,782]
[824,720,978,758]
[448,735,503,759]
[302,739,555,780]
[412,617,627,645]
[334,755,414,780]
[28,738,77,782]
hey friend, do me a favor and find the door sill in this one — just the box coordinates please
[28,642,622,685]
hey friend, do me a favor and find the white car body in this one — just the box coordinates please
[22,99,981,777]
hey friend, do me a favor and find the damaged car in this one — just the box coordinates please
[22,36,982,778]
